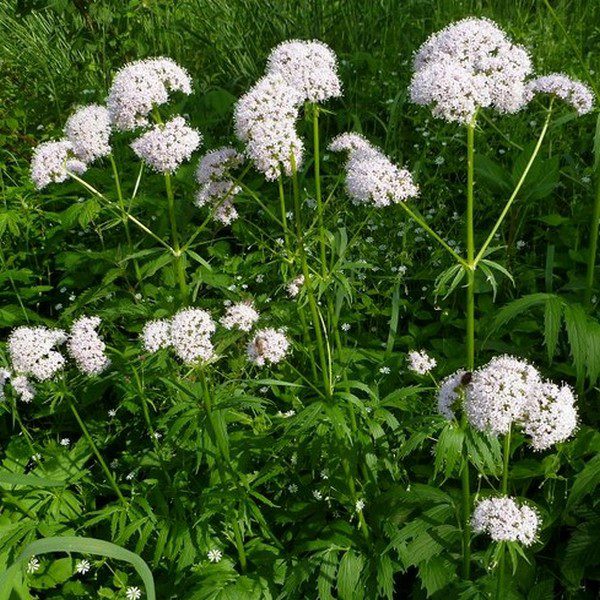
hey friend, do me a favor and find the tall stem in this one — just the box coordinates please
[278,175,290,255]
[312,105,328,279]
[67,397,126,506]
[291,157,331,397]
[164,172,188,302]
[496,427,512,599]
[110,155,142,284]
[199,370,247,572]
[585,176,600,305]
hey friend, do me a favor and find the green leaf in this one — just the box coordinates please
[543,295,563,362]
[567,454,600,509]
[434,424,464,479]
[0,472,67,488]
[337,550,364,600]
[419,556,455,597]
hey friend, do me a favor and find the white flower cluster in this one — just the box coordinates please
[407,350,437,375]
[438,355,578,450]
[30,141,87,190]
[472,496,539,546]
[141,308,215,364]
[437,369,466,420]
[4,318,108,402]
[220,301,260,332]
[266,39,342,103]
[131,116,201,173]
[526,74,594,115]
[234,73,304,180]
[247,328,290,366]
[286,274,305,298]
[64,104,112,163]
[329,133,419,207]
[195,147,244,225]
[107,57,192,131]
[66,316,110,375]
[410,18,533,123]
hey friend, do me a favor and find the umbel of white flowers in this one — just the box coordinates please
[437,355,578,451]
[234,39,341,180]
[329,133,419,207]
[409,17,594,123]
[30,57,200,188]
[2,317,110,402]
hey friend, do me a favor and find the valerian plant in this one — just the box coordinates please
[0,16,598,600]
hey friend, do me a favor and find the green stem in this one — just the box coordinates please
[291,156,331,397]
[312,105,328,279]
[67,397,126,506]
[398,202,468,267]
[496,427,512,599]
[110,155,142,284]
[585,175,600,305]
[199,370,247,571]
[164,172,188,302]
[278,174,290,255]
[474,102,554,266]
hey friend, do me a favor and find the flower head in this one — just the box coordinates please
[472,496,539,546]
[107,57,192,131]
[67,316,110,375]
[125,587,142,600]
[523,381,578,451]
[131,116,201,173]
[207,549,223,563]
[220,301,259,332]
[64,104,112,163]
[410,18,532,123]
[407,350,437,375]
[30,140,87,189]
[10,375,35,403]
[8,326,67,381]
[247,328,289,366]
[286,275,305,298]
[266,39,342,103]
[75,559,91,575]
[169,308,216,364]
[437,369,466,420]
[328,133,372,154]
[234,73,304,180]
[141,319,171,353]
[526,74,594,115]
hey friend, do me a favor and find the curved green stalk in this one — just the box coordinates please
[164,172,188,302]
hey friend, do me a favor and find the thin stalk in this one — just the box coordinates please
[585,176,600,305]
[496,427,512,599]
[312,105,328,279]
[278,174,290,255]
[110,155,142,284]
[398,202,468,267]
[67,397,126,506]
[474,102,554,266]
[240,183,285,228]
[291,157,331,397]
[199,370,247,571]
[164,172,188,302]
[68,170,175,254]
[461,117,477,581]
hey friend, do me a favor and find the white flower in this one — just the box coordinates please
[10,375,35,403]
[523,381,578,451]
[125,587,142,600]
[247,328,290,366]
[526,73,594,115]
[410,18,533,123]
[64,104,112,162]
[341,323,351,332]
[26,557,40,574]
[379,366,391,375]
[141,319,171,353]
[75,559,91,574]
[196,147,244,184]
[266,39,342,103]
[328,133,372,154]
[407,350,437,375]
[234,73,304,180]
[220,301,259,332]
[30,140,87,189]
[465,355,541,436]
[287,483,298,493]
[169,308,216,364]
[207,549,223,563]
[107,57,192,131]
[313,490,323,500]
[60,438,70,446]
[330,135,419,207]
[472,496,539,546]
[355,499,366,511]
[286,275,305,298]
[0,369,10,400]
[437,369,466,420]
[8,326,67,381]
[131,116,201,173]
[67,316,110,375]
